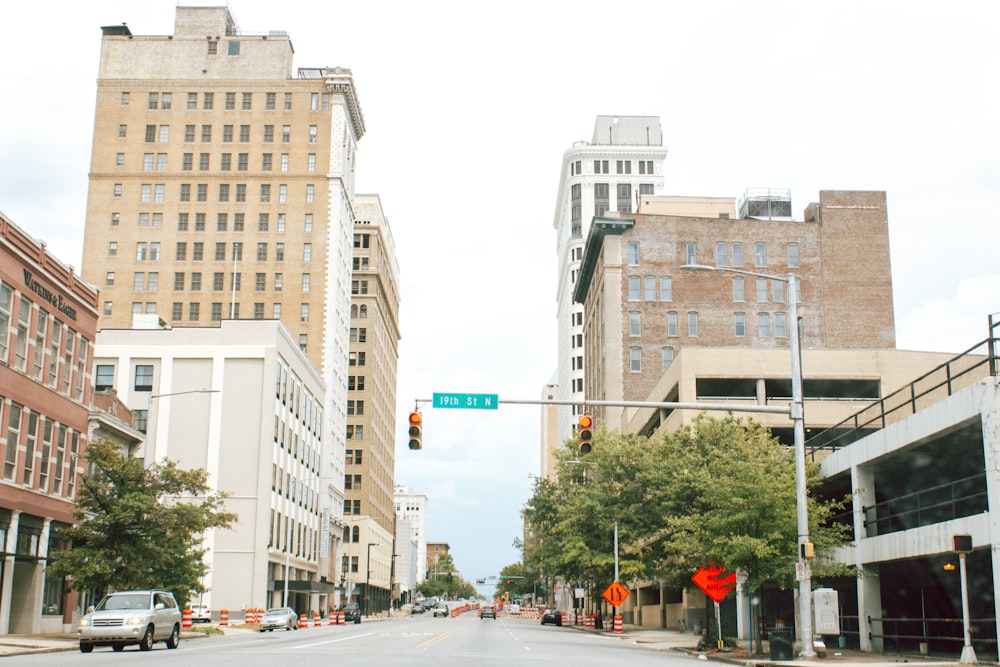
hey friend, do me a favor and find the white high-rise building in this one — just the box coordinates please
[393,484,429,584]
[551,116,667,446]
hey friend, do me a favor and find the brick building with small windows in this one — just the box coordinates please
[0,211,99,634]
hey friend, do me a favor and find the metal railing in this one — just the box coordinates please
[806,335,997,458]
[862,472,987,536]
[869,614,997,653]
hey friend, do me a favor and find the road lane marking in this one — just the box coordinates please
[416,622,467,650]
[298,631,374,648]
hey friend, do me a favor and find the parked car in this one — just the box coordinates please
[411,602,425,614]
[190,604,211,623]
[479,604,497,619]
[339,602,361,623]
[77,589,182,653]
[432,603,450,618]
[259,607,298,632]
[540,608,562,626]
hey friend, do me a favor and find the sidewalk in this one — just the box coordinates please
[581,625,968,667]
[0,627,228,658]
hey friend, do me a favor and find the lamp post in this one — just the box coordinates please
[366,542,376,617]
[144,388,218,467]
[680,264,814,657]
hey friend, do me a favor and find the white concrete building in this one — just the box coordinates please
[393,484,428,584]
[552,116,667,445]
[94,319,344,616]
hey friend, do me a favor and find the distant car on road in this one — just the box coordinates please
[411,602,425,614]
[479,604,497,619]
[433,603,450,617]
[540,608,562,626]
[259,607,298,632]
[190,604,211,623]
[339,603,361,623]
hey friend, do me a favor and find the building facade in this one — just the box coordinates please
[93,320,340,614]
[0,212,100,634]
[574,191,897,432]
[343,194,401,614]
[79,6,367,576]
[394,485,429,585]
[552,117,667,444]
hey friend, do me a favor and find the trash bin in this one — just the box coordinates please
[769,628,794,661]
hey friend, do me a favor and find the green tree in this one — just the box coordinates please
[47,439,237,607]
[495,562,535,600]
[416,552,476,599]
[524,414,852,648]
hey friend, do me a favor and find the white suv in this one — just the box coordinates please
[78,590,182,653]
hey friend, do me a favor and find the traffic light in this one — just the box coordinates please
[578,414,594,455]
[408,411,423,450]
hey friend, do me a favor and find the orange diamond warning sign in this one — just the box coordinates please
[602,581,630,607]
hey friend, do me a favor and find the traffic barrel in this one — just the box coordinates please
[314,612,321,627]
[614,615,623,633]
[220,609,229,627]
[586,614,595,629]
[329,612,337,625]
[298,613,307,629]
[182,608,193,629]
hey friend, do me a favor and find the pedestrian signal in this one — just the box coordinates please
[408,411,423,450]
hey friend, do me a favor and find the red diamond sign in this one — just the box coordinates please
[691,564,736,603]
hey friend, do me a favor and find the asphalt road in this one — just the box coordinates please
[6,613,703,667]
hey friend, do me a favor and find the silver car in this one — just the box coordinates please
[260,606,298,632]
[77,590,182,653]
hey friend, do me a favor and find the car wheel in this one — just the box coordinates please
[556,619,562,626]
[79,643,94,653]
[166,624,180,649]
[260,628,266,633]
[139,626,155,651]
[112,643,125,652]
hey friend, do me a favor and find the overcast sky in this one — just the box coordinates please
[2,1,998,592]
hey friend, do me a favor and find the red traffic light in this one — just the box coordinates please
[408,411,423,450]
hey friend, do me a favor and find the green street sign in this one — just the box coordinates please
[433,393,499,410]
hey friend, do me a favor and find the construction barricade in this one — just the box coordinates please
[314,612,321,627]
[298,613,308,629]
[613,615,623,633]
[182,608,192,629]
[220,609,229,627]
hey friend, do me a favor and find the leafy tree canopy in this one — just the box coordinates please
[47,439,237,607]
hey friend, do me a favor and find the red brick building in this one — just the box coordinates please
[0,212,99,634]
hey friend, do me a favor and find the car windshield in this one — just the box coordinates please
[97,593,150,611]
[264,608,288,616]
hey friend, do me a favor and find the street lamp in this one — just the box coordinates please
[366,542,377,618]
[144,389,219,466]
[680,264,814,657]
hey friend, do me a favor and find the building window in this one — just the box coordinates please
[300,303,309,322]
[262,153,272,171]
[106,271,115,286]
[688,312,699,337]
[114,183,122,197]
[278,184,286,202]
[628,311,641,336]
[775,312,788,337]
[758,312,771,337]
[134,365,154,392]
[616,160,631,174]
[733,276,745,302]
[260,184,271,203]
[732,242,744,267]
[239,125,250,142]
[108,242,118,256]
[660,276,672,301]
[111,212,120,226]
[304,214,313,232]
[223,124,233,142]
[716,242,728,267]
[755,242,767,267]
[685,242,697,265]
[666,312,678,337]
[773,281,785,303]
[116,152,125,166]
[787,242,800,268]
[281,154,289,172]
[625,241,640,266]
[305,185,314,203]
[661,347,673,371]
[302,274,310,292]
[307,154,316,172]
[629,347,641,372]
[594,160,609,174]
[642,275,656,301]
[748,278,768,305]
[734,312,746,337]
[207,40,218,55]
[594,183,609,216]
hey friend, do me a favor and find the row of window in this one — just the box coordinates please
[128,149,318,173]
[268,509,319,562]
[569,159,655,176]
[627,310,789,339]
[116,182,317,204]
[137,123,321,145]
[627,274,793,304]
[0,281,89,401]
[110,271,311,295]
[625,240,800,269]
[110,211,314,233]
[130,90,331,113]
[0,399,80,498]
[110,240,315,263]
